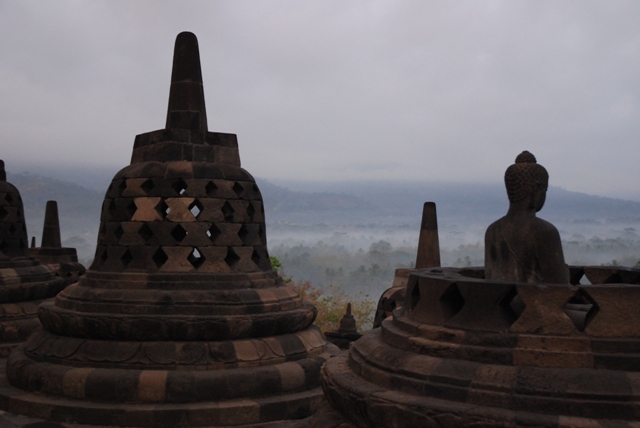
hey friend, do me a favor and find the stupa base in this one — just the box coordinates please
[0,353,327,428]
[320,355,639,428]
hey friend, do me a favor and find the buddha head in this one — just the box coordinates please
[504,151,549,212]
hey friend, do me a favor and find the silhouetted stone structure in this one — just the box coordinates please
[373,202,440,328]
[30,200,86,285]
[0,161,67,356]
[2,32,332,427]
[316,154,640,427]
[324,303,362,350]
[318,265,640,427]
[485,151,569,284]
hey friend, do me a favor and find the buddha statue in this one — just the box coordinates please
[484,151,569,284]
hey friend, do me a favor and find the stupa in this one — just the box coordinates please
[2,32,333,427]
[0,161,67,357]
[372,201,440,328]
[316,152,640,427]
[30,200,86,285]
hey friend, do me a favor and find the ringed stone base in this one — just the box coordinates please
[0,349,329,427]
[321,353,640,428]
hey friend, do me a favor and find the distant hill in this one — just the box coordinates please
[263,179,640,226]
[5,170,640,264]
[7,172,104,264]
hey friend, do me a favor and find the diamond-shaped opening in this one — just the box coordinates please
[8,224,17,236]
[222,201,235,222]
[114,225,124,241]
[225,247,240,269]
[118,180,127,194]
[507,291,526,317]
[563,289,599,332]
[238,224,249,244]
[121,249,133,268]
[5,193,13,203]
[126,200,137,217]
[233,182,244,197]
[141,179,155,194]
[205,181,217,197]
[188,247,205,269]
[439,283,465,321]
[138,223,153,242]
[155,199,169,218]
[171,224,188,242]
[189,199,203,219]
[251,249,261,266]
[172,179,188,196]
[247,203,256,222]
[0,206,7,220]
[498,286,521,325]
[152,247,168,269]
[206,224,221,242]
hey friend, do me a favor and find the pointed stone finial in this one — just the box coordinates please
[41,201,62,248]
[31,237,36,248]
[165,31,208,132]
[415,202,441,269]
[0,160,5,181]
[338,302,357,333]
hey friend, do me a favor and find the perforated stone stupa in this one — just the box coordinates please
[0,161,67,356]
[2,32,332,427]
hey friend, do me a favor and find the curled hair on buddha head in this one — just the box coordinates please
[504,151,549,203]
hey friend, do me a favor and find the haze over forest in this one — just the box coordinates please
[9,164,640,299]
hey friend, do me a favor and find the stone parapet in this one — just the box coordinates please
[319,266,640,427]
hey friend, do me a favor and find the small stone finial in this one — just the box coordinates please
[415,202,441,269]
[338,303,357,333]
[165,31,208,132]
[30,236,36,248]
[41,201,62,248]
[0,160,5,181]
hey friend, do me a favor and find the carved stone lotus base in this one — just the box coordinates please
[0,261,67,357]
[0,361,320,427]
[2,327,336,427]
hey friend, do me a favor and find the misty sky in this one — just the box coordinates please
[1,1,639,200]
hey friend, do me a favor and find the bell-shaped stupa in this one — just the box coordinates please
[3,32,332,427]
[0,161,67,356]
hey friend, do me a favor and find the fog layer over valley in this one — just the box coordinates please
[9,170,640,298]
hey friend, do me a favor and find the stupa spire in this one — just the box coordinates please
[40,201,61,248]
[165,31,208,132]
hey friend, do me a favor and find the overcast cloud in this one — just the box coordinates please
[0,1,639,199]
